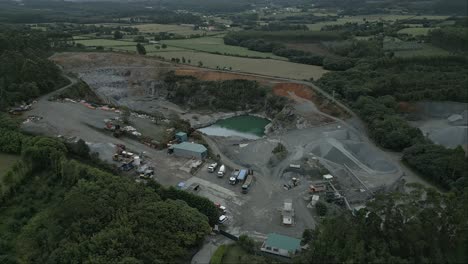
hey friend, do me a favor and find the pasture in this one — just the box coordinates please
[394,44,450,57]
[161,36,285,59]
[74,39,135,47]
[398,27,435,36]
[149,50,328,80]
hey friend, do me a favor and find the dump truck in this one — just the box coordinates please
[217,165,225,177]
[230,169,247,185]
[242,174,253,193]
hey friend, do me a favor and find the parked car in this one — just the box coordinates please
[218,215,228,224]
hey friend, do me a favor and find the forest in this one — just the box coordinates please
[0,26,68,110]
[296,184,468,263]
[0,113,217,263]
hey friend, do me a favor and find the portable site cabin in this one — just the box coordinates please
[261,233,301,258]
[171,142,207,160]
[282,199,294,225]
[175,132,188,142]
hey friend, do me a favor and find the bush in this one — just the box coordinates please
[210,245,227,264]
[316,201,328,216]
[323,57,355,71]
[237,235,255,254]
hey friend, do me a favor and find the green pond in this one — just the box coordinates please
[199,115,270,139]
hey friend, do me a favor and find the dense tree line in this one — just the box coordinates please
[430,27,468,53]
[259,23,308,31]
[353,96,425,151]
[321,21,384,36]
[0,114,213,263]
[317,56,468,189]
[224,30,342,44]
[0,0,202,24]
[296,184,468,263]
[164,72,287,115]
[317,56,468,103]
[224,31,386,70]
[0,26,68,110]
[403,145,468,189]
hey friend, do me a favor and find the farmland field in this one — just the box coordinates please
[161,36,285,59]
[398,27,435,36]
[394,44,450,57]
[149,50,328,80]
[0,154,19,180]
[74,39,135,47]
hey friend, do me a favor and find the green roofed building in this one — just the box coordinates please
[175,132,188,142]
[171,142,207,160]
[260,233,301,258]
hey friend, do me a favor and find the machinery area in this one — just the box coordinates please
[19,52,411,239]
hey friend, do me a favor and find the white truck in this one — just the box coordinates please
[217,165,226,177]
[208,162,218,173]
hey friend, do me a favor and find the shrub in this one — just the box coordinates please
[210,245,227,264]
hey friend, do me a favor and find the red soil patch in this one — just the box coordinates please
[272,83,315,100]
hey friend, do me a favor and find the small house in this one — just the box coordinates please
[172,142,207,160]
[261,233,301,258]
[175,132,188,142]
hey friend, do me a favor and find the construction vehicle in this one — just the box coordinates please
[120,159,135,171]
[217,165,225,177]
[230,169,247,185]
[229,169,239,184]
[139,169,155,179]
[242,174,253,193]
[208,162,218,173]
[309,184,327,193]
[237,169,247,183]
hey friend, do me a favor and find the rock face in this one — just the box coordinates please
[267,105,322,134]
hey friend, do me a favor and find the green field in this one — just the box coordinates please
[0,153,19,180]
[161,36,285,59]
[394,44,450,57]
[149,50,328,80]
[398,27,435,36]
[74,39,135,47]
[221,245,248,264]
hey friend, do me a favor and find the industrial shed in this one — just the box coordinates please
[261,233,301,258]
[171,142,207,160]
